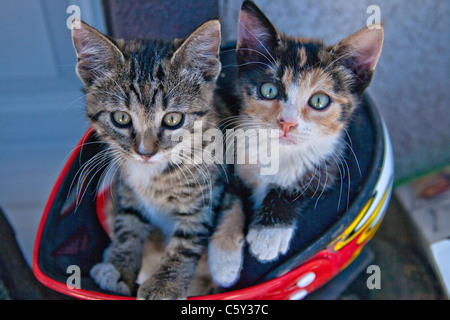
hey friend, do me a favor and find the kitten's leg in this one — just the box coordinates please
[90,210,150,295]
[247,188,304,262]
[137,210,212,300]
[208,197,245,287]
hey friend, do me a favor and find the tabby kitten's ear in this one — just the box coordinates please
[332,24,384,94]
[71,20,124,86]
[237,0,278,65]
[171,20,221,81]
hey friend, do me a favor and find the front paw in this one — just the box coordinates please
[90,262,132,296]
[208,234,244,288]
[246,225,294,262]
[137,277,186,300]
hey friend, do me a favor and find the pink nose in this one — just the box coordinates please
[278,119,298,135]
[135,150,156,161]
[140,155,152,161]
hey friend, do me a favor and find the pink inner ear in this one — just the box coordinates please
[238,11,271,49]
[341,27,384,72]
[356,35,383,71]
[72,27,86,55]
[72,27,99,60]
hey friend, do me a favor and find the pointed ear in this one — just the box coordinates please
[333,24,384,93]
[171,20,221,81]
[237,0,278,65]
[72,20,124,86]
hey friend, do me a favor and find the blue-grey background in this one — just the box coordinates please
[0,0,449,270]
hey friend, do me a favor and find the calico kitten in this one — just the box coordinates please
[71,20,224,299]
[209,0,383,287]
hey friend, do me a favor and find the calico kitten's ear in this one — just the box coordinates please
[333,24,384,94]
[71,20,124,86]
[171,20,221,81]
[237,0,278,65]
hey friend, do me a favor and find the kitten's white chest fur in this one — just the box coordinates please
[238,136,339,208]
[122,161,175,234]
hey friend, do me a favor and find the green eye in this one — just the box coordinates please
[111,111,132,127]
[163,112,184,129]
[309,93,331,110]
[260,82,278,100]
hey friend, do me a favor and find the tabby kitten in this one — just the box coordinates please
[71,20,223,299]
[209,0,383,287]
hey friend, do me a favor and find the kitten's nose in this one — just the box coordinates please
[134,144,157,161]
[136,150,156,161]
[278,118,298,135]
[135,136,157,161]
[139,153,153,161]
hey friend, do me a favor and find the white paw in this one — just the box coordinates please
[90,262,131,296]
[246,226,294,262]
[208,237,244,288]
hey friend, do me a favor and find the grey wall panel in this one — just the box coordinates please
[103,0,219,40]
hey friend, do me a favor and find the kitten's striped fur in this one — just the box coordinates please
[209,1,383,286]
[72,20,226,299]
